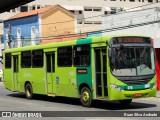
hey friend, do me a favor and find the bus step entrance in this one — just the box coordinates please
[95,48,108,98]
[47,93,56,97]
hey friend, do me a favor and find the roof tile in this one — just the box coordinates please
[9,4,61,20]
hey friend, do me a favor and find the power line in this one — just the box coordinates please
[2,1,160,42]
[2,8,157,38]
[5,19,160,42]
[37,0,160,26]
[3,1,160,27]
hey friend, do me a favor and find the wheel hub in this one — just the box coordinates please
[82,91,89,102]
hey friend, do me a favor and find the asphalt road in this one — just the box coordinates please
[0,82,160,120]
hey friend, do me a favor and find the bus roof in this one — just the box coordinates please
[4,36,111,53]
[4,35,151,53]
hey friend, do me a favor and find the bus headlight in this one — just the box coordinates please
[150,83,156,90]
[110,83,124,92]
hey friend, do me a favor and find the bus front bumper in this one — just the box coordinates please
[108,84,157,100]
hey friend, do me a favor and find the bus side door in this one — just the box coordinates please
[46,52,55,95]
[13,55,19,91]
[95,48,108,98]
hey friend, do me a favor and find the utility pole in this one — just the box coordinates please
[7,24,11,48]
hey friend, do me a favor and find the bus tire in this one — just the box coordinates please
[80,87,92,107]
[25,83,33,99]
[119,99,132,105]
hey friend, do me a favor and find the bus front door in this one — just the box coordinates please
[46,53,55,95]
[95,48,108,98]
[13,55,19,91]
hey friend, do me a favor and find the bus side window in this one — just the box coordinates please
[32,50,43,68]
[73,45,90,66]
[21,51,31,68]
[58,46,72,67]
[5,53,11,68]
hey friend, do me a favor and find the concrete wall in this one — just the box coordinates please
[28,0,156,8]
[41,7,75,39]
[102,8,160,48]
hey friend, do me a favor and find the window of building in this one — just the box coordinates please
[111,11,116,14]
[37,5,41,9]
[58,47,72,67]
[0,36,4,43]
[79,11,82,14]
[84,22,93,24]
[74,45,90,66]
[77,21,83,24]
[110,0,116,1]
[93,8,101,11]
[94,21,102,24]
[148,0,153,2]
[111,8,116,14]
[130,0,135,2]
[70,10,75,13]
[84,7,92,11]
[17,28,21,48]
[104,11,108,14]
[21,51,31,68]
[5,53,11,68]
[32,50,43,68]
[20,6,28,12]
[31,26,36,45]
[32,5,36,10]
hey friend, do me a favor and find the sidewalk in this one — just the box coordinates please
[156,90,160,98]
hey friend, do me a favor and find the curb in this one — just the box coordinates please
[156,91,160,98]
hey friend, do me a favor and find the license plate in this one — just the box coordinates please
[134,93,142,97]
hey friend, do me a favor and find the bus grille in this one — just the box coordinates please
[121,79,150,85]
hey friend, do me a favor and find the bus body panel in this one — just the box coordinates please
[4,69,13,91]
[3,35,157,103]
[19,68,46,94]
[55,67,78,98]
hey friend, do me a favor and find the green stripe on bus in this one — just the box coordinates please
[118,83,155,90]
[76,38,92,45]
[76,38,92,95]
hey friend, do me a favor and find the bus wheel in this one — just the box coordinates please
[119,99,132,105]
[80,87,92,107]
[25,83,33,99]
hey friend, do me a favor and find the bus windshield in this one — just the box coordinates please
[111,46,156,76]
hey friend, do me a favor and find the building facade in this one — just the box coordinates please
[3,5,75,48]
[1,0,160,40]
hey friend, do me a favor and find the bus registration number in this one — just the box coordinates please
[134,93,142,97]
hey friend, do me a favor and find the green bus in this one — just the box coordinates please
[3,35,157,107]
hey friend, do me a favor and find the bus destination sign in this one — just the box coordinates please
[118,37,143,43]
[113,37,151,44]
